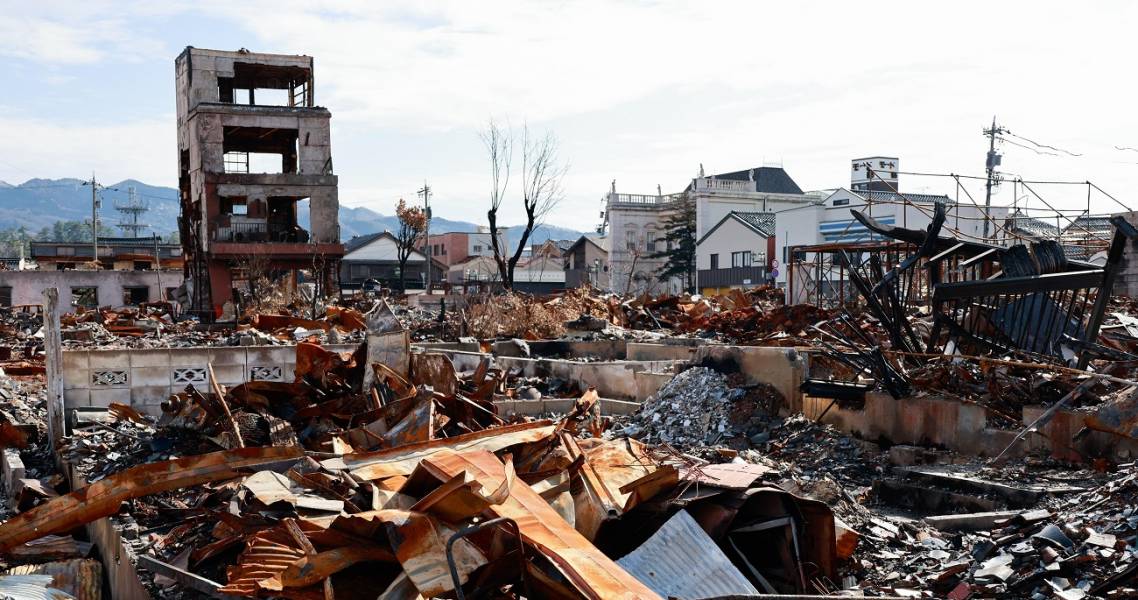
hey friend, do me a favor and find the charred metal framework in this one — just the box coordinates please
[825,203,1138,367]
[175,47,343,319]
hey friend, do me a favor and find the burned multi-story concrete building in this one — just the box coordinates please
[175,47,343,318]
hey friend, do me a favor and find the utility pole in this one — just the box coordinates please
[154,233,162,303]
[417,181,433,294]
[982,117,1009,240]
[82,174,101,270]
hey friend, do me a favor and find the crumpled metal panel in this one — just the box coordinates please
[616,510,759,599]
[0,575,76,600]
[328,510,485,597]
[1,559,100,600]
[337,420,556,480]
[424,448,662,600]
[217,522,311,597]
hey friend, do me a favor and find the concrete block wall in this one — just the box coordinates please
[62,344,357,415]
[803,392,1138,462]
[0,270,184,308]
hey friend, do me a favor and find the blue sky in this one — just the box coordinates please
[2,1,1138,231]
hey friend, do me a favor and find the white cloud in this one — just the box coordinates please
[0,116,172,186]
[3,1,1138,232]
[0,3,170,65]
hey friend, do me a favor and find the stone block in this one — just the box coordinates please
[63,388,90,408]
[130,385,172,408]
[61,350,89,372]
[208,347,248,367]
[210,364,246,388]
[130,366,171,388]
[128,349,170,368]
[167,347,213,370]
[246,346,290,366]
[89,388,130,408]
[61,365,88,391]
[89,351,130,369]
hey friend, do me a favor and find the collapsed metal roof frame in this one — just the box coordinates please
[842,204,1138,367]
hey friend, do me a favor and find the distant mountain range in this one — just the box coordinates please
[0,179,586,247]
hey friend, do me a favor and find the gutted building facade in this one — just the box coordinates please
[175,47,343,318]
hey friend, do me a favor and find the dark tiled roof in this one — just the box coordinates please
[1064,215,1113,234]
[732,211,776,237]
[1007,212,1060,238]
[688,166,805,195]
[719,166,804,194]
[861,191,951,205]
[344,232,386,253]
[697,211,776,246]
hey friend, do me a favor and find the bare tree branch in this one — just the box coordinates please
[480,119,513,286]
[507,123,567,287]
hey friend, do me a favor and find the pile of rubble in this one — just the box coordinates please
[616,367,738,447]
[0,340,858,599]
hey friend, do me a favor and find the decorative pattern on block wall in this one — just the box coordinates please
[173,368,208,385]
[91,371,128,386]
[250,366,283,381]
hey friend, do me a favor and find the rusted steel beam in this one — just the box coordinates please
[0,446,303,553]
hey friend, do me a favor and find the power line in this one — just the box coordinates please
[1005,131,1082,157]
[1000,136,1060,157]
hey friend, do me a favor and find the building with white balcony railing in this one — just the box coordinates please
[601,166,817,294]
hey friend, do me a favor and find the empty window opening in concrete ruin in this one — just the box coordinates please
[214,196,310,243]
[71,287,97,308]
[217,62,312,107]
[0,286,10,307]
[222,126,299,174]
[220,196,249,216]
[123,286,150,305]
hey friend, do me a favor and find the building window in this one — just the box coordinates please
[123,286,149,305]
[0,287,10,307]
[891,172,898,179]
[473,245,482,253]
[71,287,98,309]
[731,251,752,268]
[645,232,656,253]
[833,198,849,206]
[710,254,719,269]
